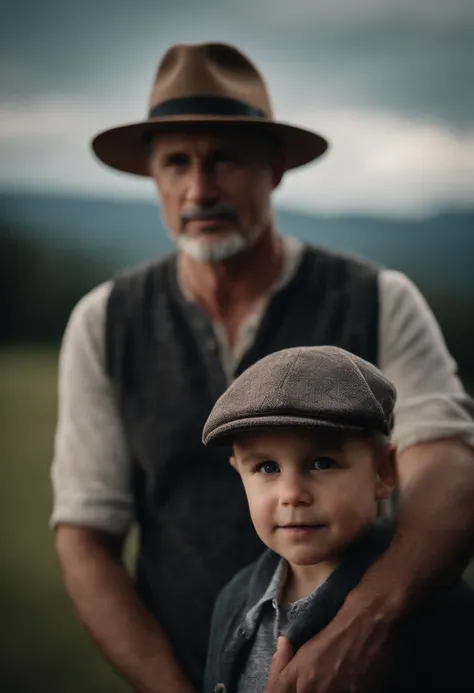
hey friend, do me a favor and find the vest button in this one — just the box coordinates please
[214,684,227,693]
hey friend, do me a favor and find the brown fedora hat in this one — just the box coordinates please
[91,42,329,176]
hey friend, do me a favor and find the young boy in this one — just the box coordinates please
[201,346,474,693]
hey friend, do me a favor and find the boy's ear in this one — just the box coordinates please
[375,443,398,500]
[229,455,238,471]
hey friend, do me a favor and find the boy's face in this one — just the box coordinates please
[231,428,396,570]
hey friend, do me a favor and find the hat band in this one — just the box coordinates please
[149,95,267,119]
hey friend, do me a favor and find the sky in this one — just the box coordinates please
[1,0,472,218]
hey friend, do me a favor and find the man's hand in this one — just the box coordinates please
[266,637,295,692]
[265,594,395,693]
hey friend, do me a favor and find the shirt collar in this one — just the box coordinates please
[243,557,288,630]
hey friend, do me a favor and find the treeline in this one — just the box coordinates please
[1,222,473,390]
[0,224,117,343]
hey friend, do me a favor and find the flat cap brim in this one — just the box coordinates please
[203,413,365,447]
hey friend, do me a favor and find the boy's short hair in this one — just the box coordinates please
[202,346,396,447]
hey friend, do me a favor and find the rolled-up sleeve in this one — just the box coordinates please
[378,269,474,453]
[50,281,134,535]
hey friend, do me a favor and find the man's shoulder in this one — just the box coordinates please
[62,280,113,351]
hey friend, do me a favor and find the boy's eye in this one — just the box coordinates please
[256,461,279,475]
[312,457,336,471]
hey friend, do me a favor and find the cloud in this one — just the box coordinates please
[275,109,474,217]
[1,97,473,218]
[0,97,156,198]
[1,0,471,133]
[255,0,472,28]
[0,99,103,138]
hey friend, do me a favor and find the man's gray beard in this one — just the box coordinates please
[176,231,252,263]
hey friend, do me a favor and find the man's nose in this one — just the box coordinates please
[185,164,219,206]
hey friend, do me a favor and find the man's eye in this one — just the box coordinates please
[256,461,279,475]
[312,457,336,471]
[164,154,188,167]
[214,151,238,165]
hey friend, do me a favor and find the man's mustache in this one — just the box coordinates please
[180,203,238,229]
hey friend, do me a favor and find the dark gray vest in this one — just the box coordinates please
[105,243,379,690]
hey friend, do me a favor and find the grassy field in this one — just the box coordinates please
[0,347,131,693]
[1,347,473,693]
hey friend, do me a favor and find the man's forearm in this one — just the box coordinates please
[55,525,195,693]
[348,438,474,617]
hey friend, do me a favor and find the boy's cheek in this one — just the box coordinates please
[246,493,275,529]
[247,489,272,515]
[248,507,274,546]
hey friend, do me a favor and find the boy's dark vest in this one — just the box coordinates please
[105,243,380,690]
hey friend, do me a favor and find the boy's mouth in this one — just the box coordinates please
[278,522,326,532]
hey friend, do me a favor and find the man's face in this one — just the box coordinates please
[149,129,283,263]
[231,428,396,570]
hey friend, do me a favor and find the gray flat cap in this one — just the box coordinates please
[202,346,396,446]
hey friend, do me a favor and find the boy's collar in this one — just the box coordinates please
[243,556,287,632]
[244,546,281,611]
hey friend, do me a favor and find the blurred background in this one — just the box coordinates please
[1,1,473,691]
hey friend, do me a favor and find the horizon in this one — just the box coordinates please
[2,184,474,224]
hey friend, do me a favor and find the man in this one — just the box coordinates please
[51,42,474,693]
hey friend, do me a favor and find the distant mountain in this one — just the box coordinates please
[1,189,473,294]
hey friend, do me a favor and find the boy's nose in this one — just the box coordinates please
[279,473,312,506]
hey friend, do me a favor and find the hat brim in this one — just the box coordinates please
[203,415,365,447]
[91,115,329,176]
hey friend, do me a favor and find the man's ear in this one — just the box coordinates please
[375,443,398,500]
[271,157,285,190]
[229,455,238,471]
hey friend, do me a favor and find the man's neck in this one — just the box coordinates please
[177,227,284,344]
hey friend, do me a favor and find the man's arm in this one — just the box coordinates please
[378,437,474,603]
[265,270,474,693]
[353,268,474,607]
[51,284,194,693]
[55,525,194,693]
